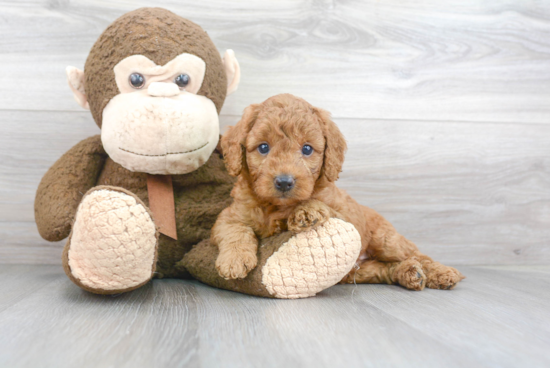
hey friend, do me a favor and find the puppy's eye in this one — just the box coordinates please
[302,144,314,156]
[129,73,145,89]
[174,74,190,89]
[257,143,270,155]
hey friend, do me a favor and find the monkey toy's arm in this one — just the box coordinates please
[35,135,108,241]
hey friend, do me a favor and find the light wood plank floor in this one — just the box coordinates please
[0,264,548,368]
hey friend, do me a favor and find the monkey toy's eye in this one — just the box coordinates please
[302,144,313,156]
[257,143,270,155]
[175,74,190,89]
[128,73,145,89]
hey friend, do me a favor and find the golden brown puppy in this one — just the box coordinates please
[212,94,465,290]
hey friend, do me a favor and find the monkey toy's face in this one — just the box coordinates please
[101,53,220,174]
[66,8,240,175]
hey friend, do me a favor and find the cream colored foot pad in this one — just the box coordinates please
[262,218,362,299]
[68,189,157,291]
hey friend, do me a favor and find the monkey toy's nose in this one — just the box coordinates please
[274,175,295,192]
[147,82,180,97]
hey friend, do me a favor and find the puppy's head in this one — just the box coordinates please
[222,94,346,205]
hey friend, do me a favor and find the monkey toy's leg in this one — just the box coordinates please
[342,209,465,290]
[62,186,159,294]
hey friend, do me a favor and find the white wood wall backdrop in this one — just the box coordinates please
[0,0,549,265]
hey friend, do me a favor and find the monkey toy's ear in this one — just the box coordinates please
[223,50,241,95]
[66,66,89,109]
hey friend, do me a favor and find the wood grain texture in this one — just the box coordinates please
[0,0,550,123]
[1,110,549,265]
[0,265,549,368]
[0,1,549,265]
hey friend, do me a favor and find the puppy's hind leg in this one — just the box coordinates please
[413,253,465,290]
[341,259,426,291]
[362,209,464,290]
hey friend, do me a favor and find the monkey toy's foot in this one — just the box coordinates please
[63,186,158,294]
[261,218,361,298]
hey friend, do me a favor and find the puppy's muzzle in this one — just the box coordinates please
[274,175,295,192]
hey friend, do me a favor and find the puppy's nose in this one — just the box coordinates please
[274,175,295,192]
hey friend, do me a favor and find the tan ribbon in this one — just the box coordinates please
[146,174,178,240]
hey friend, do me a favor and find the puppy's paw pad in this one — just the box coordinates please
[216,251,258,280]
[394,260,426,291]
[288,207,330,232]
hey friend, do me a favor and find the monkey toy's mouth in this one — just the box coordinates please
[118,141,209,157]
[102,89,221,175]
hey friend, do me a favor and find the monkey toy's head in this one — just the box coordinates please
[66,7,240,175]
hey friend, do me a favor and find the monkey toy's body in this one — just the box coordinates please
[34,8,363,298]
[35,135,234,293]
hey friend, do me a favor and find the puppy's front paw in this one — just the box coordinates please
[288,201,331,233]
[216,249,258,280]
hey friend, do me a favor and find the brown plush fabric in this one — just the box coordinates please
[84,7,227,127]
[35,135,107,241]
[180,232,295,298]
[35,135,235,278]
[95,139,235,278]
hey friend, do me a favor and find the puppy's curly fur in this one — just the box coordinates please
[212,94,465,290]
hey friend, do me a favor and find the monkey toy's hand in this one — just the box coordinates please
[288,199,333,233]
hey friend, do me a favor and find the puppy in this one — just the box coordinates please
[212,94,464,290]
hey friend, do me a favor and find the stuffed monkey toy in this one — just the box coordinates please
[34,8,362,299]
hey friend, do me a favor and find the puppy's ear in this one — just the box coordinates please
[315,107,347,182]
[221,104,261,176]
